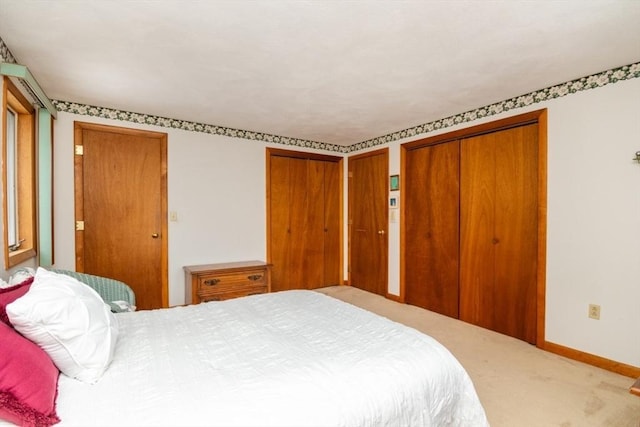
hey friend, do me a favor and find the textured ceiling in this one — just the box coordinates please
[0,0,639,146]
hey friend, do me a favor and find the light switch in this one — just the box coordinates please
[169,211,178,222]
[390,208,398,223]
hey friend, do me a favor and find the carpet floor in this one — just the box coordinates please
[316,285,640,427]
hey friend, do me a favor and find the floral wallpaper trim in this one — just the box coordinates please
[52,100,346,153]
[347,62,640,153]
[0,36,17,63]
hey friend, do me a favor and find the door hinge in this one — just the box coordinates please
[348,171,353,178]
[75,221,85,231]
[75,145,84,155]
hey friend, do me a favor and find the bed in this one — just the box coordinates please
[2,269,488,426]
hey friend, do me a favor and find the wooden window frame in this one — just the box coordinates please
[2,77,36,267]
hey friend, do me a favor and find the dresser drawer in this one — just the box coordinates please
[184,261,272,304]
[198,283,267,302]
[197,270,267,289]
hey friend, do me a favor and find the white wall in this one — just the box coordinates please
[545,78,640,365]
[51,77,640,368]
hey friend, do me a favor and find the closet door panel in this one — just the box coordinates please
[287,158,309,290]
[494,124,538,343]
[269,156,292,292]
[323,161,341,286]
[305,160,326,289]
[460,134,496,328]
[404,141,460,317]
[460,125,538,343]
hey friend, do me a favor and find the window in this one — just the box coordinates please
[6,108,18,248]
[2,76,36,267]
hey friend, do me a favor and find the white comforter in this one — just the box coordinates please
[55,290,488,426]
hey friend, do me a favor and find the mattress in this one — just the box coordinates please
[54,290,488,426]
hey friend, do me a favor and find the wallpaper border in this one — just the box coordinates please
[2,35,639,154]
[0,36,16,63]
[51,100,345,153]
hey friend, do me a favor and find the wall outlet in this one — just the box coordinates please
[588,304,601,320]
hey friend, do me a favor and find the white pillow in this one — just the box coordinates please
[7,267,119,384]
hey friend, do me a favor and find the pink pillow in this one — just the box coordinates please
[0,277,34,326]
[0,321,60,426]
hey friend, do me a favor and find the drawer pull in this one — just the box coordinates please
[204,278,220,286]
[247,274,263,281]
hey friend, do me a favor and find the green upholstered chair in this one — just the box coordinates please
[51,269,136,311]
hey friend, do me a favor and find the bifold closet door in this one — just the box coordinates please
[404,141,460,317]
[304,159,341,289]
[269,155,341,291]
[459,124,538,344]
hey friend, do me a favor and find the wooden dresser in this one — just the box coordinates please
[184,261,272,304]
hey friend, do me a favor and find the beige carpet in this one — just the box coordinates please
[316,285,640,427]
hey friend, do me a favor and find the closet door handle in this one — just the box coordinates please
[378,230,385,235]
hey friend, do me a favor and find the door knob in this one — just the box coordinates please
[151,233,159,238]
[378,230,385,235]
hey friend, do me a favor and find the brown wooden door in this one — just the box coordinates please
[404,141,460,317]
[348,149,388,296]
[267,150,341,292]
[459,124,538,343]
[74,122,168,310]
